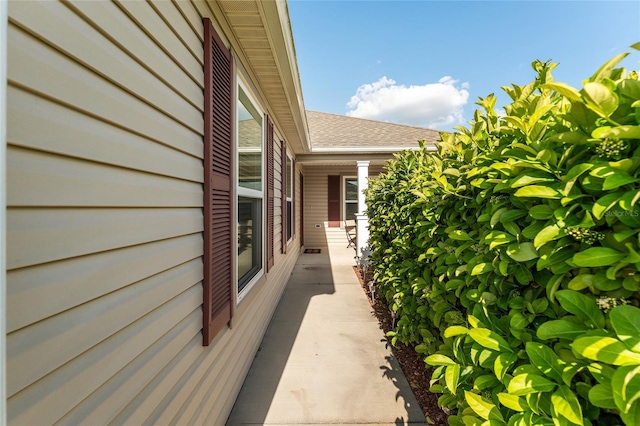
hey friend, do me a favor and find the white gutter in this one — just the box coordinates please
[310,145,437,153]
[0,0,7,423]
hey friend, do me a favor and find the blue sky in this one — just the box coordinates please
[288,1,640,132]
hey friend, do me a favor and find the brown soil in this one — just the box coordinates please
[353,266,448,426]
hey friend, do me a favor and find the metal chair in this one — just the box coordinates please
[344,219,356,249]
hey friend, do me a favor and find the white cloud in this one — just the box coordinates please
[346,76,470,129]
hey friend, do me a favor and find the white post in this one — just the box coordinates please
[356,161,369,215]
[355,161,370,259]
[0,0,8,423]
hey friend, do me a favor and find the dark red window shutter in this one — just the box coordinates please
[328,175,340,227]
[203,18,233,346]
[281,141,287,254]
[266,116,275,271]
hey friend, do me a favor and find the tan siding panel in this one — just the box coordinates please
[65,0,203,103]
[7,259,202,397]
[113,0,203,84]
[7,147,202,207]
[7,234,202,333]
[148,0,202,60]
[54,310,202,426]
[8,86,203,182]
[109,334,204,425]
[7,25,202,158]
[174,0,205,43]
[7,208,202,270]
[7,286,202,426]
[9,0,202,132]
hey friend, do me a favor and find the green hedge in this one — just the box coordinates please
[366,46,640,426]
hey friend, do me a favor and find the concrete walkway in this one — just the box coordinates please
[226,246,427,425]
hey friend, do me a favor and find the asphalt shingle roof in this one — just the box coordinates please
[306,110,441,150]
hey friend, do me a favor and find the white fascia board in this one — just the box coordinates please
[311,145,437,153]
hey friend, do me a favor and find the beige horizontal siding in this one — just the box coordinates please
[7,207,202,269]
[7,23,202,157]
[7,146,202,207]
[6,1,301,425]
[7,234,202,333]
[8,86,203,182]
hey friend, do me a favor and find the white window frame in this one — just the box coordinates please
[286,152,293,243]
[343,175,358,222]
[235,79,265,303]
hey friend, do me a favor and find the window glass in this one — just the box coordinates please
[238,88,262,191]
[237,85,263,296]
[345,178,358,201]
[238,197,262,292]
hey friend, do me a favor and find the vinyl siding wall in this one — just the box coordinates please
[6,1,299,424]
[302,164,385,248]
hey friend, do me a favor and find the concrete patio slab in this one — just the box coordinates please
[226,246,427,425]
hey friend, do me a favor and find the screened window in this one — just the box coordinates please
[344,177,358,220]
[237,86,263,294]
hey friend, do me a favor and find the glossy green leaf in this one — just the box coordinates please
[507,373,557,395]
[471,262,493,276]
[529,205,554,220]
[612,365,640,413]
[537,320,588,340]
[494,352,518,380]
[497,393,528,412]
[610,305,640,352]
[592,125,640,139]
[555,290,605,328]
[445,364,460,394]
[468,328,513,353]
[506,242,538,262]
[534,224,562,249]
[567,274,594,291]
[514,185,562,199]
[582,82,618,117]
[589,384,617,409]
[593,193,621,220]
[444,325,469,338]
[425,354,457,366]
[465,391,504,422]
[526,342,564,383]
[541,82,582,102]
[551,385,583,425]
[572,247,626,268]
[572,336,640,365]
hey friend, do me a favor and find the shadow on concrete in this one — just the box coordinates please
[226,243,427,425]
[380,355,428,425]
[225,248,336,425]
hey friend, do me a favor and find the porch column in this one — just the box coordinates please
[355,161,370,258]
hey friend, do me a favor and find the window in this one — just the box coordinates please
[344,176,358,220]
[286,154,293,241]
[237,85,263,295]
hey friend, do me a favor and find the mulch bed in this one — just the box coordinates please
[353,266,448,426]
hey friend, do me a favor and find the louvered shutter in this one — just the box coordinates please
[266,116,275,271]
[203,18,234,346]
[281,141,287,254]
[328,175,340,227]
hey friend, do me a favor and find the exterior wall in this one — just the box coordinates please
[302,164,385,248]
[5,1,299,425]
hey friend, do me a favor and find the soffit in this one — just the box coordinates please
[213,0,311,154]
